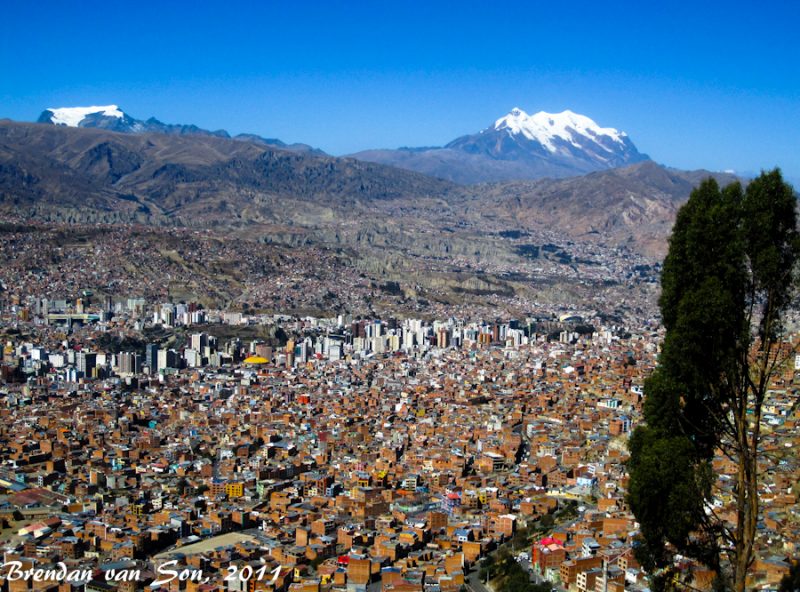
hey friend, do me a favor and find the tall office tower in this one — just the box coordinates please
[296,341,308,364]
[388,334,400,352]
[157,349,171,371]
[190,310,206,324]
[184,349,201,368]
[76,352,97,376]
[191,333,208,352]
[119,352,140,376]
[145,344,158,374]
[437,328,449,349]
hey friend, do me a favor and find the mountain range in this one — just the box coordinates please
[0,109,739,261]
[0,119,450,222]
[38,105,325,155]
[350,108,649,183]
[38,105,650,184]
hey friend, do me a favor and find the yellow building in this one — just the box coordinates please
[226,481,244,498]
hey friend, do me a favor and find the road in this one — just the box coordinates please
[466,563,494,592]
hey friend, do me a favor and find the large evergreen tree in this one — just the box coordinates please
[627,170,800,592]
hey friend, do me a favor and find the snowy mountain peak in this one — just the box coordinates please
[493,108,627,153]
[43,105,126,127]
[432,106,649,180]
[35,105,324,154]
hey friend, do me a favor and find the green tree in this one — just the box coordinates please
[512,523,534,550]
[779,559,800,592]
[504,571,531,592]
[479,555,495,583]
[627,170,800,592]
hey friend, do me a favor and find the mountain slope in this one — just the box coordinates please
[464,160,739,257]
[0,120,453,225]
[349,108,649,183]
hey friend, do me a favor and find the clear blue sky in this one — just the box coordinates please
[2,0,799,180]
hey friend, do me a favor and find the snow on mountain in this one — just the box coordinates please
[443,106,647,171]
[351,107,649,184]
[35,105,324,154]
[44,105,125,127]
[491,108,626,153]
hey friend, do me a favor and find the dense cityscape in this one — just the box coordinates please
[0,252,797,592]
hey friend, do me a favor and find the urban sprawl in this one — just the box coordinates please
[0,289,798,592]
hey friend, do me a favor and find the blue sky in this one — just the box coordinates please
[2,0,799,180]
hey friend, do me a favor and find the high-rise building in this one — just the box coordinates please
[190,333,208,352]
[145,344,158,374]
[76,352,96,376]
[296,341,308,364]
[157,349,179,371]
[437,328,449,349]
[118,352,140,376]
[185,349,201,368]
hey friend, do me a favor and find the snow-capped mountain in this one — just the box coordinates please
[43,105,127,127]
[37,105,323,153]
[492,108,627,149]
[350,107,649,183]
[447,107,645,168]
[38,105,230,137]
[39,104,147,134]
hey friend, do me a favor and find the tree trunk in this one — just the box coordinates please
[732,410,759,592]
